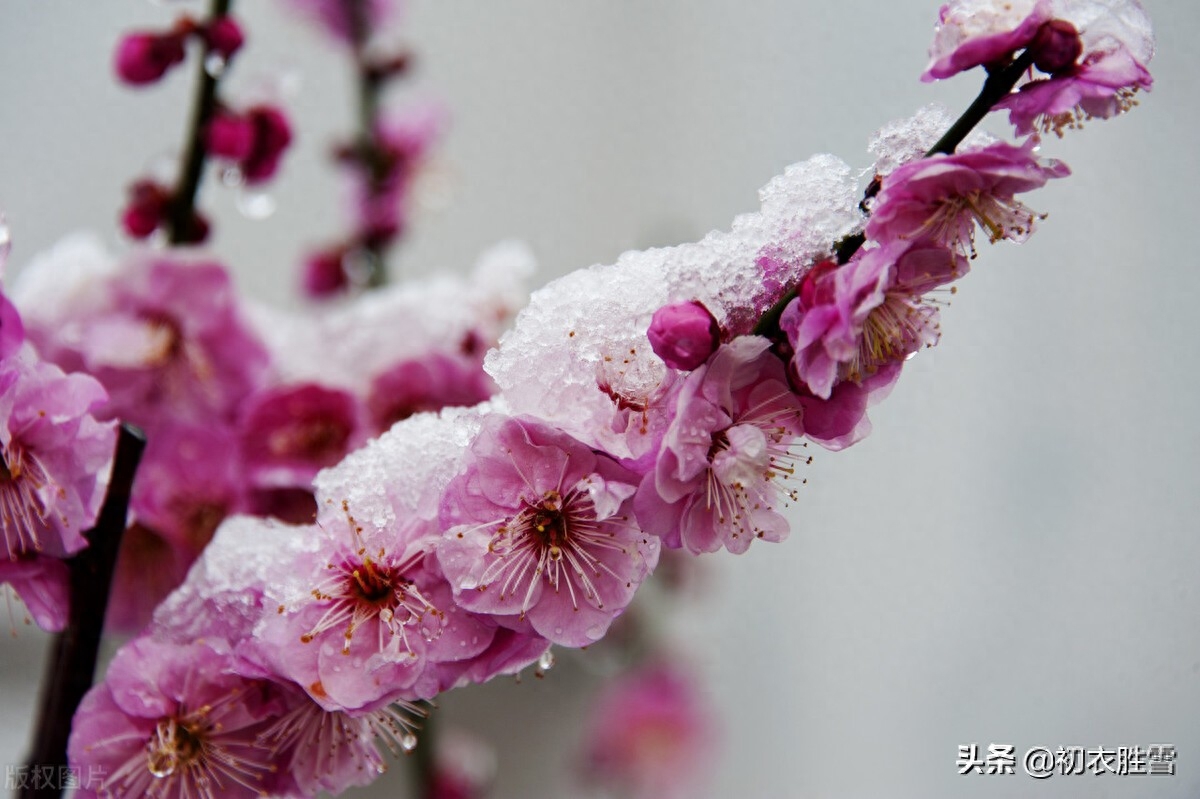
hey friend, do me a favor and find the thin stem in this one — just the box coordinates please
[21,424,147,799]
[345,0,388,288]
[752,50,1037,338]
[166,0,233,245]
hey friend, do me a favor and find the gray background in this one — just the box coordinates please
[2,1,1199,797]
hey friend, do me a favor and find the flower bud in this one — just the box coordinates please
[114,31,186,86]
[301,248,350,299]
[205,16,245,59]
[206,111,256,160]
[120,180,170,239]
[1029,19,1083,74]
[648,301,720,371]
[242,106,293,183]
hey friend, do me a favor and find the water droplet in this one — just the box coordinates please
[0,217,11,270]
[537,649,555,672]
[204,53,227,78]
[400,733,419,752]
[585,624,605,641]
[236,189,276,220]
[220,166,244,188]
[470,635,479,645]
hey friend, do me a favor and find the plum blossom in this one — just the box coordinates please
[0,349,116,561]
[18,255,270,431]
[239,383,363,488]
[633,337,805,554]
[109,423,246,630]
[367,352,494,434]
[997,0,1154,136]
[581,662,715,799]
[781,243,964,400]
[282,0,400,45]
[68,637,282,799]
[923,0,1052,80]
[438,415,658,647]
[866,140,1069,259]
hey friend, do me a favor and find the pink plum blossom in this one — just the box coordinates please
[781,243,964,401]
[866,140,1069,259]
[437,415,659,648]
[114,29,189,86]
[633,337,805,554]
[109,422,246,630]
[68,637,283,799]
[282,0,400,45]
[647,300,720,371]
[21,256,270,431]
[996,0,1154,136]
[367,352,494,434]
[0,348,116,561]
[349,104,445,244]
[581,662,715,799]
[249,502,493,711]
[923,0,1052,80]
[238,382,363,488]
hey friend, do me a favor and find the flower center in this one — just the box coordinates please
[842,292,938,383]
[146,717,205,778]
[348,558,396,605]
[0,443,50,559]
[525,492,568,561]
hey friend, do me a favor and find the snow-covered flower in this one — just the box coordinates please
[438,415,658,647]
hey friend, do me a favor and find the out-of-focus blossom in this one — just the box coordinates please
[19,255,270,431]
[114,28,189,86]
[281,0,400,45]
[581,662,715,799]
[205,16,245,59]
[238,383,362,488]
[367,352,494,434]
[108,423,245,631]
[208,105,293,184]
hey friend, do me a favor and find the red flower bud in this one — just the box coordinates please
[114,31,186,86]
[1030,19,1083,74]
[205,16,245,59]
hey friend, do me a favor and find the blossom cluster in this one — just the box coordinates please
[0,238,117,632]
[0,0,1155,796]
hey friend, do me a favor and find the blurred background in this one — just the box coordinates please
[2,1,1199,797]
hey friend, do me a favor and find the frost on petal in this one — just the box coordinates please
[151,515,324,647]
[314,404,488,534]
[868,104,997,178]
[923,0,1050,81]
[487,155,859,458]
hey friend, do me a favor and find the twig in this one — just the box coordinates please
[21,424,147,799]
